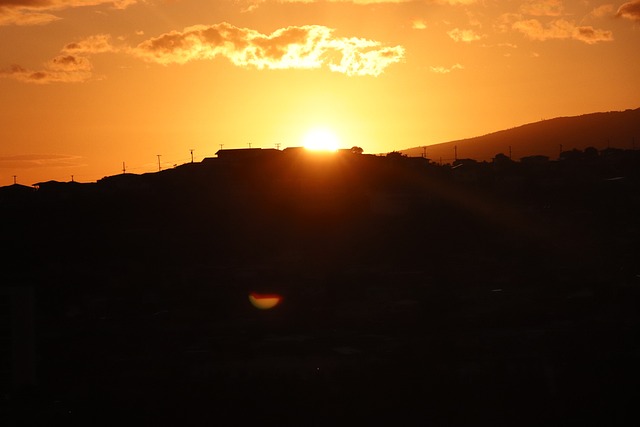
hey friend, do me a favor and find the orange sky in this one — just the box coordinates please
[1,0,639,185]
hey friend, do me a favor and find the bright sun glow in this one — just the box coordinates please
[302,128,340,151]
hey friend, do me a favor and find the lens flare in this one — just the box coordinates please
[248,292,282,310]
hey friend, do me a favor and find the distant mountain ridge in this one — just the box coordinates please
[401,108,640,162]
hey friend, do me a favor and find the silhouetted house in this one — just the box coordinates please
[33,180,91,201]
[0,184,34,204]
[520,155,549,165]
[97,173,150,193]
[405,156,430,170]
[215,148,281,162]
[520,155,551,177]
[559,149,584,162]
[452,158,480,182]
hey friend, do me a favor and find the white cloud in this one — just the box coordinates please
[133,22,405,77]
[430,63,463,73]
[447,28,483,42]
[412,19,428,30]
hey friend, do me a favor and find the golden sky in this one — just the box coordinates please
[1,0,639,185]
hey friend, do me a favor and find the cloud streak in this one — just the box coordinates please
[519,0,565,17]
[430,63,463,73]
[0,0,138,26]
[132,22,404,76]
[240,0,477,11]
[0,61,92,83]
[267,0,476,3]
[513,19,614,44]
[0,154,84,169]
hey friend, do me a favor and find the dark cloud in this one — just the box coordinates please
[1,33,116,83]
[1,53,92,83]
[616,1,640,22]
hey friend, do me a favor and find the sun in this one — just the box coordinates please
[302,128,340,151]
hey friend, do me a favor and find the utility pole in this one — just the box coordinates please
[559,144,563,158]
[71,175,74,182]
[122,162,126,174]
[275,143,281,150]
[422,146,427,158]
[454,145,458,161]
[190,149,194,163]
[13,175,17,185]
[248,142,252,149]
[219,144,224,151]
[509,146,512,160]
[157,155,162,172]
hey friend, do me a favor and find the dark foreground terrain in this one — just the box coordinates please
[2,148,640,425]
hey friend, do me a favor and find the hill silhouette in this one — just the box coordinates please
[402,107,640,162]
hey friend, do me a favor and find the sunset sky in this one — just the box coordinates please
[1,0,639,185]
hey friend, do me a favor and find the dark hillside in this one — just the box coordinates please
[2,148,640,425]
[402,108,640,162]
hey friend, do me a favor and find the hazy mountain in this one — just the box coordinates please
[401,108,640,162]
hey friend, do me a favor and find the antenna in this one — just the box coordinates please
[71,175,74,182]
[190,149,194,163]
[157,154,162,172]
[122,162,126,174]
[13,175,17,185]
[219,144,224,151]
